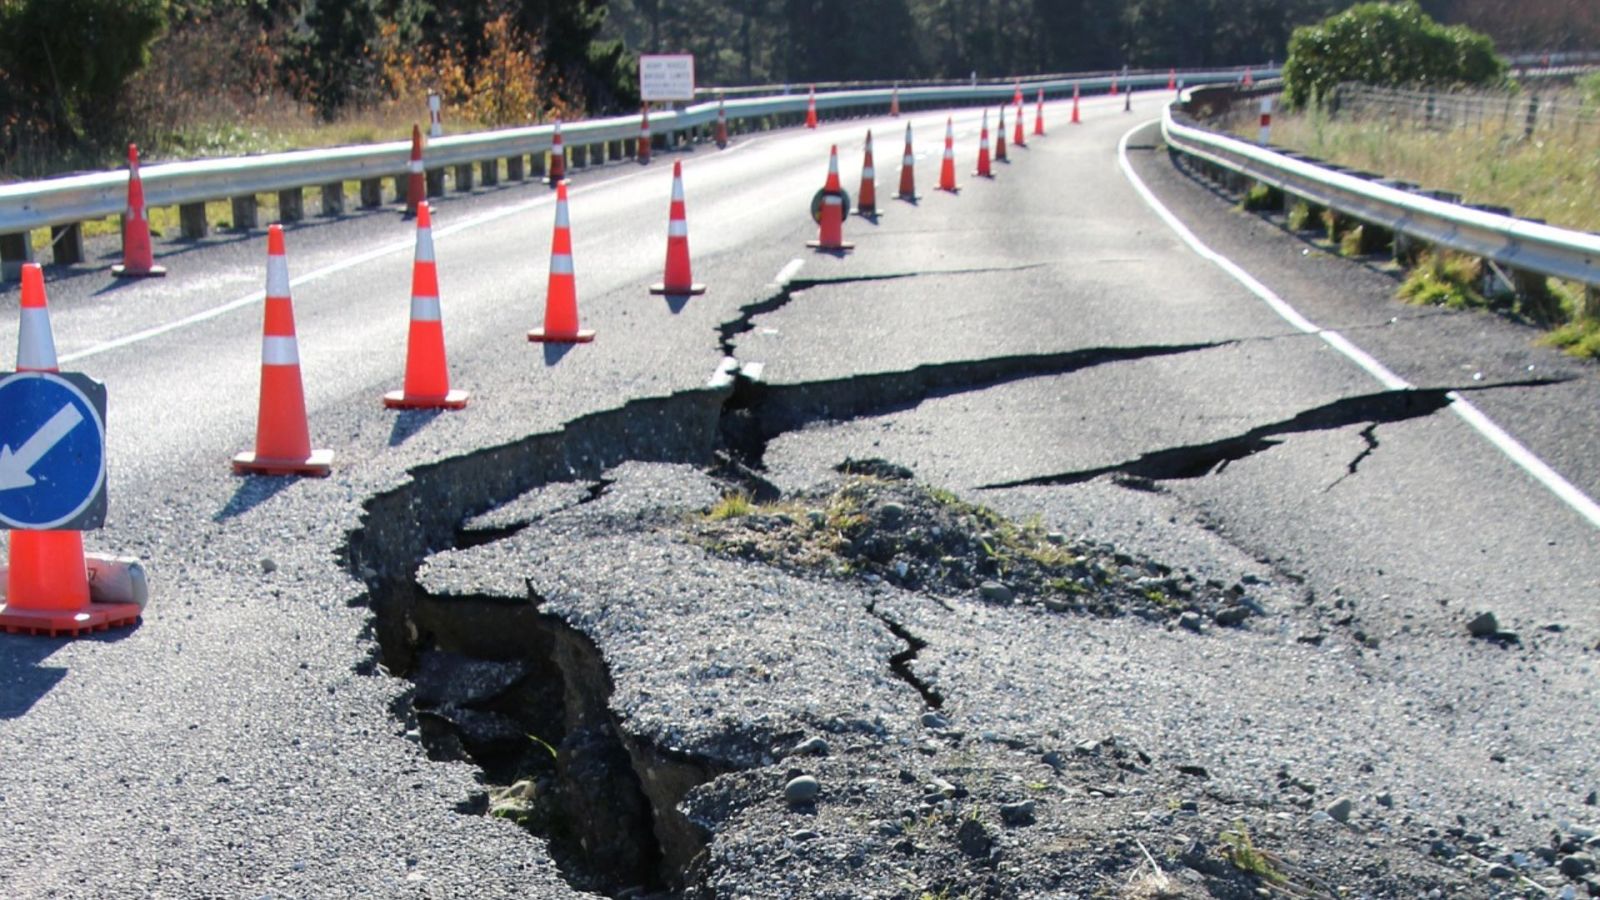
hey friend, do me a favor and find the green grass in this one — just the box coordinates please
[1218,822,1287,885]
[1236,103,1600,235]
[1398,250,1489,311]
[705,491,755,521]
[1542,317,1600,358]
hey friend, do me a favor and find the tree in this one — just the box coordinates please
[0,0,166,143]
[1283,1,1507,107]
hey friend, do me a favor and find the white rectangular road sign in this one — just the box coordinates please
[640,54,695,102]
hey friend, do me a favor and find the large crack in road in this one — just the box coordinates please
[340,335,1510,896]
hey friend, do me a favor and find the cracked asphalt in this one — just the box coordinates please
[2,94,1598,899]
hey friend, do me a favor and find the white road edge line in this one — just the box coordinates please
[59,140,766,366]
[1116,120,1600,531]
[773,258,805,287]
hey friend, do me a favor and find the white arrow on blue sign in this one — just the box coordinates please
[0,371,107,531]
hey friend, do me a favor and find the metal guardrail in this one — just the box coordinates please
[1161,102,1600,289]
[0,67,1275,263]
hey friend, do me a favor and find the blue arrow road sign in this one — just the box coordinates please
[0,371,107,531]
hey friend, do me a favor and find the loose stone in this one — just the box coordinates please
[1467,611,1500,637]
[979,581,1014,603]
[789,736,831,757]
[784,775,821,805]
[1179,611,1203,632]
[1000,800,1037,826]
[1326,796,1354,823]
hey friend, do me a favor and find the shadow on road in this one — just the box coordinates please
[388,408,443,446]
[214,475,299,521]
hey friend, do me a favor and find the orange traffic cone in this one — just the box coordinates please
[405,125,425,218]
[111,144,166,278]
[650,161,706,296]
[1034,88,1046,136]
[806,86,818,128]
[1167,69,1176,91]
[385,203,468,410]
[890,84,900,117]
[807,146,853,252]
[1071,83,1082,124]
[233,226,333,476]
[937,118,959,193]
[548,121,566,185]
[1243,68,1254,87]
[896,123,918,202]
[0,265,140,638]
[1013,80,1023,105]
[856,130,880,217]
[638,105,652,164]
[995,106,1009,162]
[1110,76,1119,95]
[715,99,729,149]
[529,182,595,343]
[1013,102,1027,147]
[974,111,993,178]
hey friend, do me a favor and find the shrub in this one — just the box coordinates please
[1283,2,1507,108]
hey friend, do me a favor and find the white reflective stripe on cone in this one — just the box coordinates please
[554,204,570,228]
[409,159,424,173]
[262,336,300,366]
[863,166,875,178]
[266,257,290,297]
[16,308,58,369]
[414,231,435,263]
[668,219,688,237]
[410,296,442,322]
[672,179,685,202]
[550,254,574,275]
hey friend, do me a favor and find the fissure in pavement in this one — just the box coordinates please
[341,340,1229,896]
[978,379,1563,490]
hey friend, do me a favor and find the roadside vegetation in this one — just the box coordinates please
[1214,1,1600,358]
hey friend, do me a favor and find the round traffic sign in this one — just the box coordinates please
[0,371,107,530]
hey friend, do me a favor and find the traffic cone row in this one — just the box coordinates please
[232,224,334,477]
[405,125,426,218]
[0,265,143,637]
[1072,84,1082,124]
[996,106,1009,162]
[112,144,166,278]
[807,146,853,253]
[529,181,596,342]
[1034,89,1045,136]
[974,111,993,178]
[856,131,880,217]
[650,162,706,296]
[548,121,567,184]
[937,118,959,193]
[897,123,918,201]
[806,86,818,128]
[385,202,469,409]
[1013,101,1027,148]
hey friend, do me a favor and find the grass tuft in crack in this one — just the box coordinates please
[1398,250,1487,312]
[685,459,1248,626]
[1218,822,1287,885]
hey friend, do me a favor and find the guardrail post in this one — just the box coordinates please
[608,139,623,160]
[50,224,85,265]
[530,152,546,180]
[479,158,499,186]
[360,178,384,208]
[392,175,407,203]
[454,163,474,192]
[278,188,305,223]
[506,155,525,181]
[426,169,446,198]
[321,183,345,217]
[1583,285,1600,320]
[179,203,209,238]
[0,233,33,279]
[573,144,589,168]
[231,195,258,231]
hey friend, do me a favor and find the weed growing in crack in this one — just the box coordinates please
[1218,822,1287,885]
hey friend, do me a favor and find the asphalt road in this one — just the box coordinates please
[1,88,1596,898]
